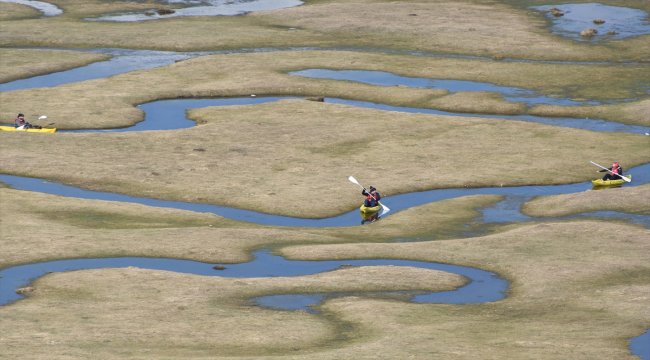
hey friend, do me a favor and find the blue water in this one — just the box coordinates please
[1,44,649,358]
[0,49,210,92]
[0,0,62,16]
[0,250,507,310]
[291,69,605,106]
[631,329,650,359]
[327,98,650,134]
[73,97,299,132]
[87,0,304,22]
[4,95,646,135]
[1,163,649,228]
[532,3,650,41]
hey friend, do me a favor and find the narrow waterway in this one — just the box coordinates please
[1,45,648,359]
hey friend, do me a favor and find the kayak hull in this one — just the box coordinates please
[360,204,381,214]
[592,175,630,187]
[0,125,56,133]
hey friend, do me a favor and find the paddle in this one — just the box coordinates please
[348,176,391,215]
[590,161,631,182]
[36,115,52,127]
[16,115,48,130]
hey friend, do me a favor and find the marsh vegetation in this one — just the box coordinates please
[1,0,649,358]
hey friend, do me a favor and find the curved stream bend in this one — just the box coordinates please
[0,250,508,311]
[1,163,649,228]
[1,48,649,358]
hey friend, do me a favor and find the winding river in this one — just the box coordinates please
[1,47,649,357]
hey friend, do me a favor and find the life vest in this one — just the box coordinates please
[366,191,380,202]
[612,163,620,175]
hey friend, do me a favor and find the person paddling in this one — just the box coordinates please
[362,186,381,207]
[599,162,623,181]
[14,113,31,129]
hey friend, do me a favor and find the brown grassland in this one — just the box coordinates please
[0,0,649,62]
[0,48,109,83]
[1,0,649,359]
[1,50,650,127]
[523,183,650,217]
[0,99,648,218]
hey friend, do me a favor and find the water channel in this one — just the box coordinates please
[1,47,648,357]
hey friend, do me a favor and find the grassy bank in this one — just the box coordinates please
[523,183,650,217]
[1,50,648,128]
[0,48,109,84]
[0,0,648,62]
[1,99,647,218]
[0,188,501,267]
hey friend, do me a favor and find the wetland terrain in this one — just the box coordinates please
[0,0,649,359]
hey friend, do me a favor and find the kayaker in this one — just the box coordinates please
[362,186,381,207]
[599,162,623,181]
[14,113,31,129]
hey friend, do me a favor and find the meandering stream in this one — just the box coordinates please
[1,47,648,358]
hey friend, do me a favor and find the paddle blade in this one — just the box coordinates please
[380,202,391,215]
[38,115,47,120]
[621,175,632,183]
[348,176,361,186]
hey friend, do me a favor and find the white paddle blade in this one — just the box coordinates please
[380,202,390,215]
[348,176,360,185]
[38,115,47,120]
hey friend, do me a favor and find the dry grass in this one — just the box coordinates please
[0,188,501,267]
[529,99,650,127]
[1,99,647,218]
[523,184,650,217]
[1,217,647,358]
[0,265,462,358]
[426,91,527,115]
[1,50,648,128]
[0,48,109,83]
[2,1,649,358]
[0,2,40,20]
[279,220,650,359]
[0,0,648,62]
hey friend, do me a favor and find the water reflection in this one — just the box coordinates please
[532,3,650,41]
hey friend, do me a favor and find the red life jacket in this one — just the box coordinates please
[612,163,620,175]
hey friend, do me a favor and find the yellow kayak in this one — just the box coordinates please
[592,175,631,187]
[360,204,381,214]
[0,125,56,133]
